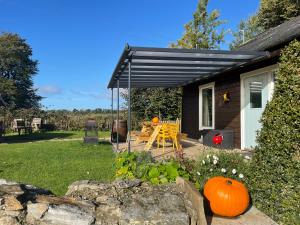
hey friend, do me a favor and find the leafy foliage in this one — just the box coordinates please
[0,108,118,132]
[0,33,41,109]
[248,40,300,225]
[115,152,190,184]
[230,0,300,49]
[230,15,264,50]
[193,152,250,191]
[257,0,300,30]
[121,88,182,129]
[170,0,225,49]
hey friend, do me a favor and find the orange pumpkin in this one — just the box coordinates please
[204,176,250,217]
[152,117,159,124]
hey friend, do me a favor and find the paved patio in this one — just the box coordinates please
[112,138,253,160]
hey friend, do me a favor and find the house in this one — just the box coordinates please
[181,16,300,149]
[107,16,300,151]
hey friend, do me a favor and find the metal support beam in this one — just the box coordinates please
[111,88,114,143]
[127,60,131,152]
[117,79,120,151]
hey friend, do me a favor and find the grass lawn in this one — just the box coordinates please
[0,132,115,196]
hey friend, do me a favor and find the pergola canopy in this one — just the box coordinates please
[107,45,269,89]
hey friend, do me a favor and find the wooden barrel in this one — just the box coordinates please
[112,120,127,142]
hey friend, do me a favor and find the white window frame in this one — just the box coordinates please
[199,82,215,130]
[240,64,278,149]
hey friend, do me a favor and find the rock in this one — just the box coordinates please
[2,210,22,218]
[4,196,23,211]
[0,180,18,186]
[112,179,141,189]
[95,204,121,225]
[24,184,52,196]
[0,198,4,206]
[119,191,189,225]
[66,180,110,196]
[0,216,20,225]
[0,185,24,196]
[0,179,196,225]
[36,195,96,213]
[42,204,95,225]
[26,202,48,224]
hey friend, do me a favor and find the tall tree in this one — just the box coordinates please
[230,15,263,49]
[257,0,300,30]
[171,0,226,49]
[123,0,226,127]
[0,33,41,109]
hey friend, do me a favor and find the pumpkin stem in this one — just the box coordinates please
[226,180,232,185]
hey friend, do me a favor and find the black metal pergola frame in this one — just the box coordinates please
[107,44,269,152]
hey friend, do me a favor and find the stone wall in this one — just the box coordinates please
[0,179,203,225]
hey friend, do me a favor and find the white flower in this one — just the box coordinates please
[87,171,90,175]
[197,171,201,176]
[244,155,251,160]
[212,155,219,160]
[209,168,213,172]
[202,160,205,165]
[239,173,244,179]
[221,168,226,173]
[213,159,218,165]
[232,169,237,174]
[206,154,210,159]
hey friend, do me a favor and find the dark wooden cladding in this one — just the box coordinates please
[181,58,278,149]
[182,75,241,148]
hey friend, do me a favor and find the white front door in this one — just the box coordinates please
[241,66,276,149]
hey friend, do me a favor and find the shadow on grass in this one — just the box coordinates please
[1,132,76,144]
[82,140,112,146]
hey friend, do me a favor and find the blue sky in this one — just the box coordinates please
[0,0,259,110]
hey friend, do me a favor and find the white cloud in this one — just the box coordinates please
[38,85,62,95]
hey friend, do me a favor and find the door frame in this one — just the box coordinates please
[240,64,277,149]
[198,82,215,130]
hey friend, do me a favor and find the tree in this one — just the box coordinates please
[257,0,300,30]
[122,88,182,127]
[0,32,41,109]
[170,0,226,49]
[230,15,264,49]
[123,0,226,126]
[248,40,300,225]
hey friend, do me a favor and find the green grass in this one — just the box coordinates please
[0,132,115,196]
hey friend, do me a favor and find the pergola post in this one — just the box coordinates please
[127,60,132,152]
[111,88,114,142]
[117,79,120,151]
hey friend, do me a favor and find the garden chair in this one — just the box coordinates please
[157,123,181,156]
[134,122,154,144]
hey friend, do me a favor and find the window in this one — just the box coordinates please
[250,81,262,108]
[199,83,214,129]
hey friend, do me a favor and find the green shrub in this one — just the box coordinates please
[193,152,250,191]
[248,40,300,225]
[115,151,190,184]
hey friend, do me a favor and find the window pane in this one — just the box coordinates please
[202,88,212,127]
[250,81,262,108]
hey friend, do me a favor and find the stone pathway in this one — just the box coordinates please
[207,206,278,225]
[113,138,253,161]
